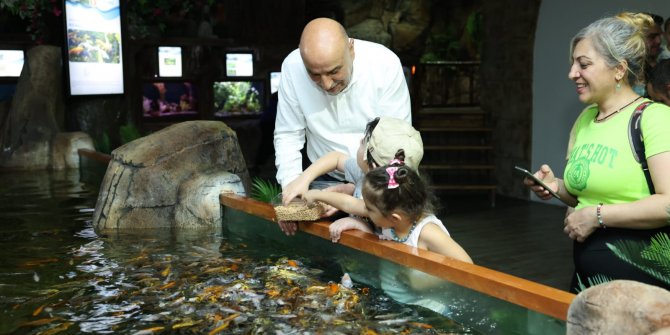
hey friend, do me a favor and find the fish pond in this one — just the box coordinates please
[0,170,481,334]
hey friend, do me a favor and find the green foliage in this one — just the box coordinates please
[0,0,62,42]
[250,177,281,203]
[92,124,143,154]
[124,0,217,39]
[120,124,143,145]
[94,132,112,155]
[420,32,461,62]
[1,0,217,41]
[577,232,670,292]
[607,233,670,285]
[575,273,613,293]
[420,9,482,62]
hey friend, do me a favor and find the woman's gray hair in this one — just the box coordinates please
[570,13,651,86]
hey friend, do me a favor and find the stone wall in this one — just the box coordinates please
[480,0,540,199]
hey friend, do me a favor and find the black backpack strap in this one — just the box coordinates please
[628,101,655,194]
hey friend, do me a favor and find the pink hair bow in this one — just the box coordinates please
[389,159,403,166]
[386,166,399,189]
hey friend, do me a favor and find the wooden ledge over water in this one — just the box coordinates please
[78,148,112,164]
[220,193,575,321]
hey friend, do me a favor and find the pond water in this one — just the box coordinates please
[0,170,475,334]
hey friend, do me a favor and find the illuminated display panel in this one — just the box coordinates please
[158,46,182,77]
[0,50,24,77]
[225,53,253,77]
[64,0,124,95]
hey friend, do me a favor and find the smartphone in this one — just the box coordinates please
[514,166,561,199]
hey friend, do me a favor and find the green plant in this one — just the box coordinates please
[120,124,143,145]
[91,124,143,154]
[576,232,670,292]
[0,0,62,43]
[420,8,482,62]
[250,177,281,203]
[1,0,217,41]
[608,232,670,285]
[575,273,613,293]
[94,131,112,155]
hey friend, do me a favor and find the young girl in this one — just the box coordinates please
[304,151,473,315]
[304,150,472,264]
[281,117,423,241]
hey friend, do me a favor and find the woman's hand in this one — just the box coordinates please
[523,164,559,201]
[563,205,599,242]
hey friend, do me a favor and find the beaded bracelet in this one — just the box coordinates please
[596,203,606,229]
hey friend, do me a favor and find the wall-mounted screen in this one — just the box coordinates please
[158,46,182,77]
[269,71,281,94]
[213,80,265,117]
[64,0,123,95]
[142,81,198,119]
[0,50,25,77]
[225,53,253,77]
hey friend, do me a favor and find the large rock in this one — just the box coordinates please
[51,132,95,170]
[0,45,64,169]
[567,280,670,335]
[92,121,250,232]
[348,18,392,47]
[388,0,431,52]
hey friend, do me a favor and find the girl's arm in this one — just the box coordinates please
[282,151,349,205]
[303,189,368,217]
[329,216,374,243]
[418,223,473,264]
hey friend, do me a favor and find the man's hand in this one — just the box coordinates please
[278,220,298,236]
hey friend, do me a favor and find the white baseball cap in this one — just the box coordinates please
[365,117,423,169]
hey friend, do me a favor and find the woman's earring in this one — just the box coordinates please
[616,82,621,90]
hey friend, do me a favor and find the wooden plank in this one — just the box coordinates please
[78,148,112,164]
[219,194,574,321]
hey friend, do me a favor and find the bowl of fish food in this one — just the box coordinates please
[272,193,325,221]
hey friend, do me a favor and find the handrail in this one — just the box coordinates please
[220,193,575,321]
[78,148,112,164]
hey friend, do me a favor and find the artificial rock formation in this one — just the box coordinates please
[93,121,250,232]
[0,45,66,170]
[567,280,670,335]
[51,132,96,170]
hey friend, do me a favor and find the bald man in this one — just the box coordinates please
[273,18,411,189]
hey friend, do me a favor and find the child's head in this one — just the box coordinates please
[362,150,434,226]
[358,117,423,172]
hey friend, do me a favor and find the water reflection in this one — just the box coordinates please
[0,171,471,334]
